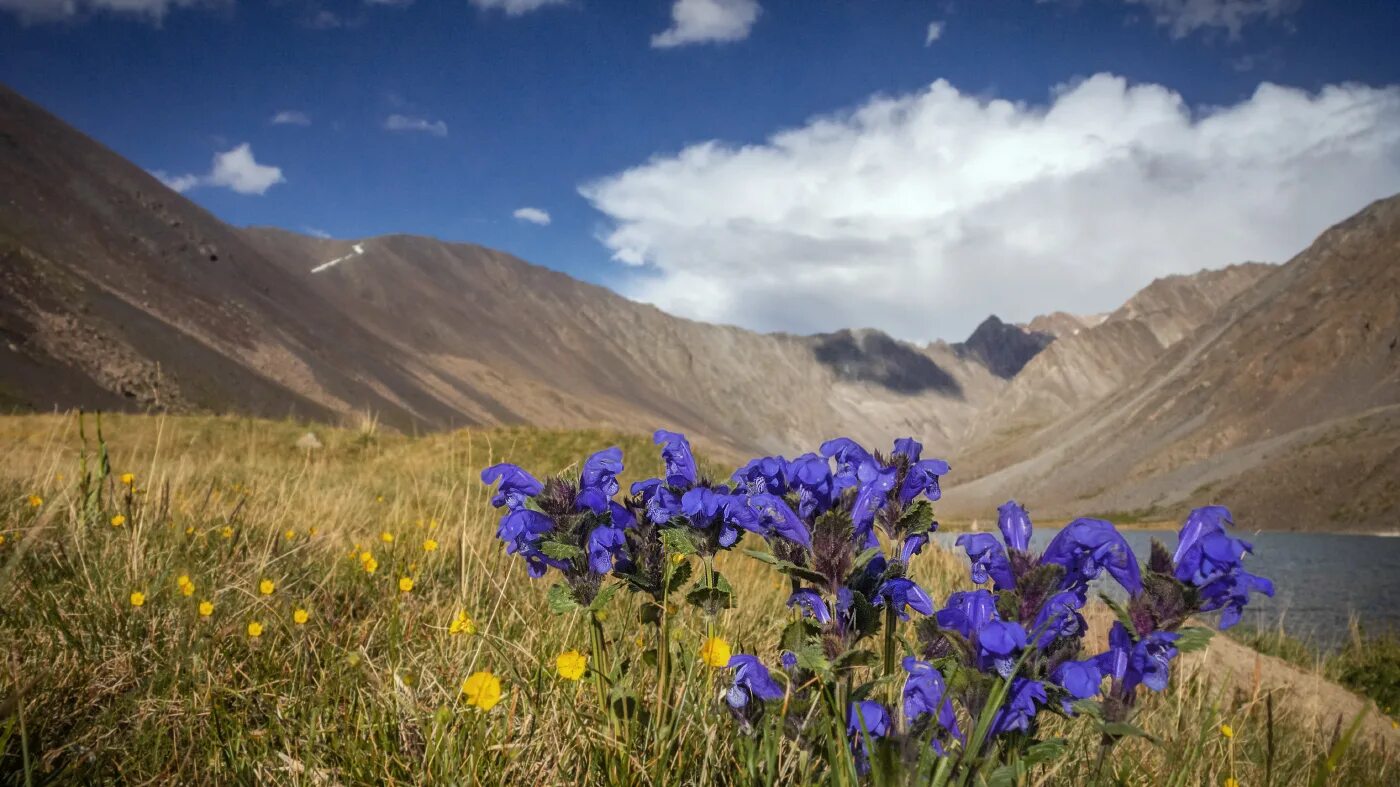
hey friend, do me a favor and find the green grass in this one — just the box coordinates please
[1229,622,1400,720]
[0,413,1395,785]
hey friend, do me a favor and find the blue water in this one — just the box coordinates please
[933,529,1400,648]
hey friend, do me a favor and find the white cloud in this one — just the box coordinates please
[384,114,448,137]
[582,74,1400,342]
[156,143,285,196]
[1042,0,1300,39]
[0,0,218,23]
[925,20,944,45]
[271,110,311,126]
[512,207,551,225]
[303,227,332,239]
[152,170,199,193]
[652,0,760,48]
[468,0,567,14]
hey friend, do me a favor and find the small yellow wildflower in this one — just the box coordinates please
[449,610,477,635]
[423,539,438,552]
[671,553,685,566]
[259,578,275,596]
[198,600,214,617]
[293,608,310,625]
[221,526,234,539]
[634,634,646,649]
[247,621,264,638]
[1220,723,1234,739]
[363,557,379,574]
[308,527,319,537]
[699,636,731,668]
[284,529,296,541]
[398,577,414,593]
[129,591,146,608]
[177,575,195,596]
[380,531,394,544]
[556,650,588,681]
[461,671,502,710]
[184,525,195,536]
[0,534,6,546]
[28,495,43,508]
[120,473,135,486]
[110,514,126,528]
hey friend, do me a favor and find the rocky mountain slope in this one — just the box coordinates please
[946,197,1400,531]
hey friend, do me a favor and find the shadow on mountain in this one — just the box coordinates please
[812,330,962,397]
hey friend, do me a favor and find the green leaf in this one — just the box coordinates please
[547,583,582,615]
[665,559,693,594]
[1023,738,1068,765]
[1070,699,1103,720]
[1098,592,1139,638]
[743,548,779,565]
[588,583,620,612]
[984,763,1023,787]
[897,500,935,536]
[539,540,584,561]
[793,643,831,674]
[660,527,699,556]
[1098,721,1160,745]
[851,547,884,572]
[1173,626,1215,654]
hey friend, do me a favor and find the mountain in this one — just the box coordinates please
[952,316,1054,379]
[0,82,1003,457]
[946,198,1400,531]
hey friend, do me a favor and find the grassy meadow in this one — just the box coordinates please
[0,413,1395,785]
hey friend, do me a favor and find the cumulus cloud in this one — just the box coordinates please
[925,20,944,45]
[384,114,448,137]
[0,0,218,23]
[581,74,1400,342]
[270,110,311,126]
[513,207,551,225]
[652,0,760,48]
[468,0,567,14]
[155,143,285,196]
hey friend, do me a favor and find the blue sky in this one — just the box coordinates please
[3,0,1400,340]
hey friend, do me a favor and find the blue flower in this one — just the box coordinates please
[1053,658,1103,711]
[1095,622,1180,693]
[902,657,963,753]
[496,508,553,557]
[724,654,785,708]
[873,577,935,620]
[900,532,929,563]
[732,455,788,496]
[898,458,950,506]
[786,588,832,624]
[481,463,543,510]
[654,430,698,488]
[577,447,624,514]
[989,678,1047,736]
[632,478,681,524]
[850,464,897,547]
[1042,518,1142,596]
[997,500,1033,552]
[955,532,1014,590]
[784,452,834,518]
[935,589,999,638]
[820,437,875,491]
[1029,590,1086,648]
[846,700,891,772]
[780,650,798,671]
[586,524,627,574]
[1199,570,1274,630]
[975,620,1028,676]
[746,493,813,549]
[1171,506,1272,629]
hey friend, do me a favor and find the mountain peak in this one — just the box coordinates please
[954,315,1054,379]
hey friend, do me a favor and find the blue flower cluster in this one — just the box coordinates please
[482,432,1275,773]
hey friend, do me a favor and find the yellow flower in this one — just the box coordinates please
[556,650,588,681]
[293,608,310,625]
[184,525,194,536]
[671,553,685,566]
[363,557,379,574]
[247,621,264,638]
[28,495,43,508]
[308,527,319,537]
[423,539,438,552]
[376,495,385,504]
[259,578,275,596]
[1224,778,1239,787]
[699,636,731,668]
[1220,723,1234,739]
[177,575,195,596]
[198,600,214,617]
[110,514,126,527]
[380,531,394,544]
[449,610,477,635]
[120,473,135,486]
[398,577,414,593]
[220,526,233,539]
[0,535,6,546]
[461,671,502,711]
[129,591,146,608]
[284,529,296,541]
